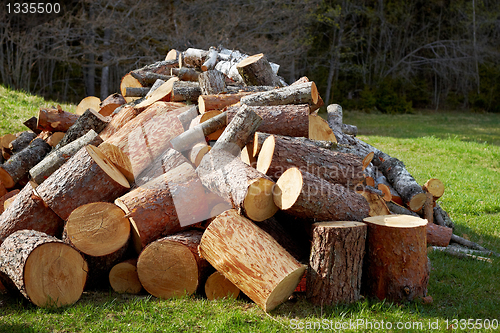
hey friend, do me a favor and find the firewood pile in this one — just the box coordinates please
[0,46,498,310]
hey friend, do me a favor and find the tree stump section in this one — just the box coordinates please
[37,106,80,132]
[274,167,370,222]
[36,145,130,220]
[137,230,210,299]
[109,259,142,294]
[205,271,240,300]
[55,108,110,149]
[0,230,87,307]
[0,182,63,245]
[199,209,306,312]
[306,221,367,305]
[362,214,429,302]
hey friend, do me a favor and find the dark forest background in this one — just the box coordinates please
[1,0,500,113]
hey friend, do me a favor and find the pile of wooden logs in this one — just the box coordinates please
[0,46,497,311]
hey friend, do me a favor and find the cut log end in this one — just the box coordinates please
[256,135,275,175]
[363,152,374,170]
[423,178,444,198]
[109,260,142,294]
[205,271,240,300]
[273,167,302,210]
[0,167,15,188]
[265,265,306,312]
[86,145,130,189]
[308,114,337,143]
[409,192,427,212]
[364,214,428,228]
[377,184,392,202]
[244,178,278,222]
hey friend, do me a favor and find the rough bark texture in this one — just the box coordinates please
[171,67,200,81]
[201,47,218,71]
[9,132,37,153]
[274,168,370,222]
[387,201,419,217]
[196,150,277,222]
[131,72,172,86]
[36,145,130,220]
[253,132,339,157]
[226,104,309,138]
[434,203,455,229]
[236,53,283,87]
[198,70,227,95]
[56,108,110,149]
[171,81,202,102]
[257,135,364,187]
[109,259,142,294]
[426,222,452,247]
[37,107,80,132]
[326,104,358,136]
[240,82,318,107]
[125,87,150,97]
[225,85,275,94]
[362,215,429,302]
[181,48,208,68]
[0,182,63,245]
[307,221,367,305]
[137,230,210,299]
[115,163,208,253]
[0,138,51,188]
[199,209,306,312]
[30,129,103,185]
[0,230,87,307]
[198,92,253,114]
[205,271,240,300]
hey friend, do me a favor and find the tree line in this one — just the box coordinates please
[1,0,499,112]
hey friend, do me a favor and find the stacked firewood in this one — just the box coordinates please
[0,46,497,310]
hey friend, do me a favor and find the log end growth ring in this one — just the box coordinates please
[243,177,278,222]
[273,167,302,210]
[264,264,306,312]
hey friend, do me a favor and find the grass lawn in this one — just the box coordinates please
[0,88,499,332]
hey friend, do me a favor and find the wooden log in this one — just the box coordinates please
[199,209,306,312]
[226,104,309,138]
[181,48,209,68]
[225,85,275,94]
[171,81,201,102]
[274,167,369,222]
[75,96,100,115]
[189,143,211,167]
[133,59,179,77]
[362,214,429,302]
[201,47,218,72]
[37,106,80,132]
[197,150,277,222]
[134,77,179,111]
[376,174,403,205]
[99,105,141,141]
[99,93,126,117]
[137,230,210,299]
[97,142,134,184]
[23,117,42,134]
[252,132,338,158]
[0,182,63,245]
[257,134,364,187]
[240,144,256,168]
[120,73,142,103]
[30,129,103,185]
[46,132,65,147]
[428,246,494,263]
[426,222,452,247]
[36,145,130,220]
[198,92,253,114]
[423,192,434,224]
[387,201,419,217]
[115,163,208,253]
[205,271,240,300]
[422,178,444,200]
[326,104,359,136]
[309,113,338,143]
[1,133,16,150]
[104,102,187,177]
[145,79,166,98]
[306,221,367,305]
[236,53,283,87]
[55,108,110,149]
[131,72,172,86]
[434,202,454,229]
[0,230,87,307]
[165,49,181,62]
[357,190,391,217]
[171,67,200,81]
[378,157,427,212]
[450,233,491,252]
[3,194,17,210]
[0,182,7,198]
[178,105,199,130]
[240,82,318,107]
[109,259,142,294]
[9,131,37,153]
[0,138,51,188]
[125,87,150,97]
[198,70,227,95]
[190,110,224,141]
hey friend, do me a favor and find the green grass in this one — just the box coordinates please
[1,90,500,332]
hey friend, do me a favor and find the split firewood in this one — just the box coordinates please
[0,230,87,307]
[307,221,367,305]
[357,190,391,216]
[214,48,249,83]
[274,167,369,222]
[125,87,150,97]
[362,215,429,302]
[46,132,65,147]
[55,108,110,149]
[99,93,126,117]
[36,145,130,220]
[0,182,63,245]
[9,131,37,153]
[171,81,202,102]
[426,222,452,247]
[30,129,103,185]
[145,79,166,98]
[240,143,256,168]
[75,96,100,116]
[98,142,134,183]
[205,271,240,300]
[37,106,80,132]
[257,134,364,187]
[181,48,209,68]
[240,82,318,108]
[201,46,218,72]
[63,202,130,288]
[198,91,253,114]
[236,53,284,87]
[308,113,338,142]
[109,259,142,294]
[115,162,208,253]
[23,117,42,134]
[326,104,358,136]
[120,73,143,103]
[134,77,179,111]
[198,70,227,95]
[170,67,200,82]
[137,230,210,299]
[226,104,309,138]
[165,49,181,62]
[199,209,306,312]
[0,138,51,188]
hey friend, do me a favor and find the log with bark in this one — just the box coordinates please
[0,138,51,188]
[134,77,179,110]
[75,96,101,115]
[137,230,210,299]
[170,67,200,81]
[426,222,452,247]
[30,129,103,185]
[199,209,306,312]
[115,162,208,253]
[198,92,253,114]
[9,131,37,153]
[308,113,338,142]
[133,59,179,78]
[205,271,240,300]
[307,221,367,305]
[0,230,87,307]
[125,87,150,98]
[189,142,211,167]
[240,82,318,108]
[120,73,143,103]
[422,178,445,200]
[97,142,134,184]
[171,81,202,102]
[357,190,391,217]
[109,259,142,294]
[326,104,358,136]
[362,214,429,302]
[274,167,370,222]
[0,182,63,245]
[190,110,224,141]
[55,108,110,149]
[178,105,200,130]
[236,53,284,87]
[36,145,130,220]
[99,93,126,117]
[98,105,142,141]
[181,48,209,68]
[198,70,227,95]
[201,46,218,72]
[37,106,80,132]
